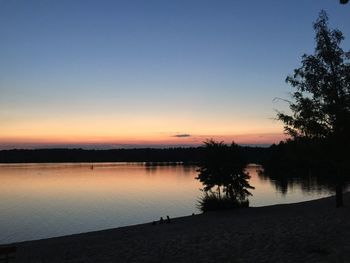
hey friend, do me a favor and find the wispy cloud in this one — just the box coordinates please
[173,134,191,138]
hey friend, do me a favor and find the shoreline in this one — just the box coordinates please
[2,193,333,246]
[8,193,350,262]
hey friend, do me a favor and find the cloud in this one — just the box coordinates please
[173,134,191,138]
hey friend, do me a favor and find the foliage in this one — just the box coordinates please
[196,140,254,210]
[277,11,350,144]
[198,193,249,212]
[276,11,350,206]
[0,147,270,164]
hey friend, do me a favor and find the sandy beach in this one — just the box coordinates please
[8,193,350,263]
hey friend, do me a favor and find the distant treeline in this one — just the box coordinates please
[0,146,270,164]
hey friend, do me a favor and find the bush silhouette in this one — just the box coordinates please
[196,140,254,211]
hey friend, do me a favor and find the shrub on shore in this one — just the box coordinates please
[196,140,254,212]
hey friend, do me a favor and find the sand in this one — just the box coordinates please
[7,193,350,263]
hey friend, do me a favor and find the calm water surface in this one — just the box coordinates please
[0,163,332,244]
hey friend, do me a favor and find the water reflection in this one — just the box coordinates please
[257,165,342,196]
[0,163,336,244]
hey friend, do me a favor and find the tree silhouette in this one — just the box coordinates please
[277,11,350,207]
[196,140,254,210]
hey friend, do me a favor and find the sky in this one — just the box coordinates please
[0,0,349,149]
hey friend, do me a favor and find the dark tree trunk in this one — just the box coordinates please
[336,183,343,208]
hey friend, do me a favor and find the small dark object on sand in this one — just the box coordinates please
[166,215,171,224]
[159,217,164,224]
[192,213,195,216]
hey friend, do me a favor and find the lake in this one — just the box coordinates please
[0,163,333,244]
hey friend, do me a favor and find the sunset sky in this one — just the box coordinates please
[0,0,349,149]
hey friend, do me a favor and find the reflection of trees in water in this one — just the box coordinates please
[144,162,180,173]
[143,162,197,175]
[144,164,158,173]
[182,164,197,173]
[258,166,337,196]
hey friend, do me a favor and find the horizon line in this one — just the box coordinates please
[0,142,280,151]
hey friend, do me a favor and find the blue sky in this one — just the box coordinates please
[0,0,349,148]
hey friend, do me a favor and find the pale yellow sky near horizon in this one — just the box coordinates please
[0,103,287,148]
[0,114,286,148]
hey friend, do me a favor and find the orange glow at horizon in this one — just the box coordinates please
[0,132,287,148]
[0,114,287,148]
